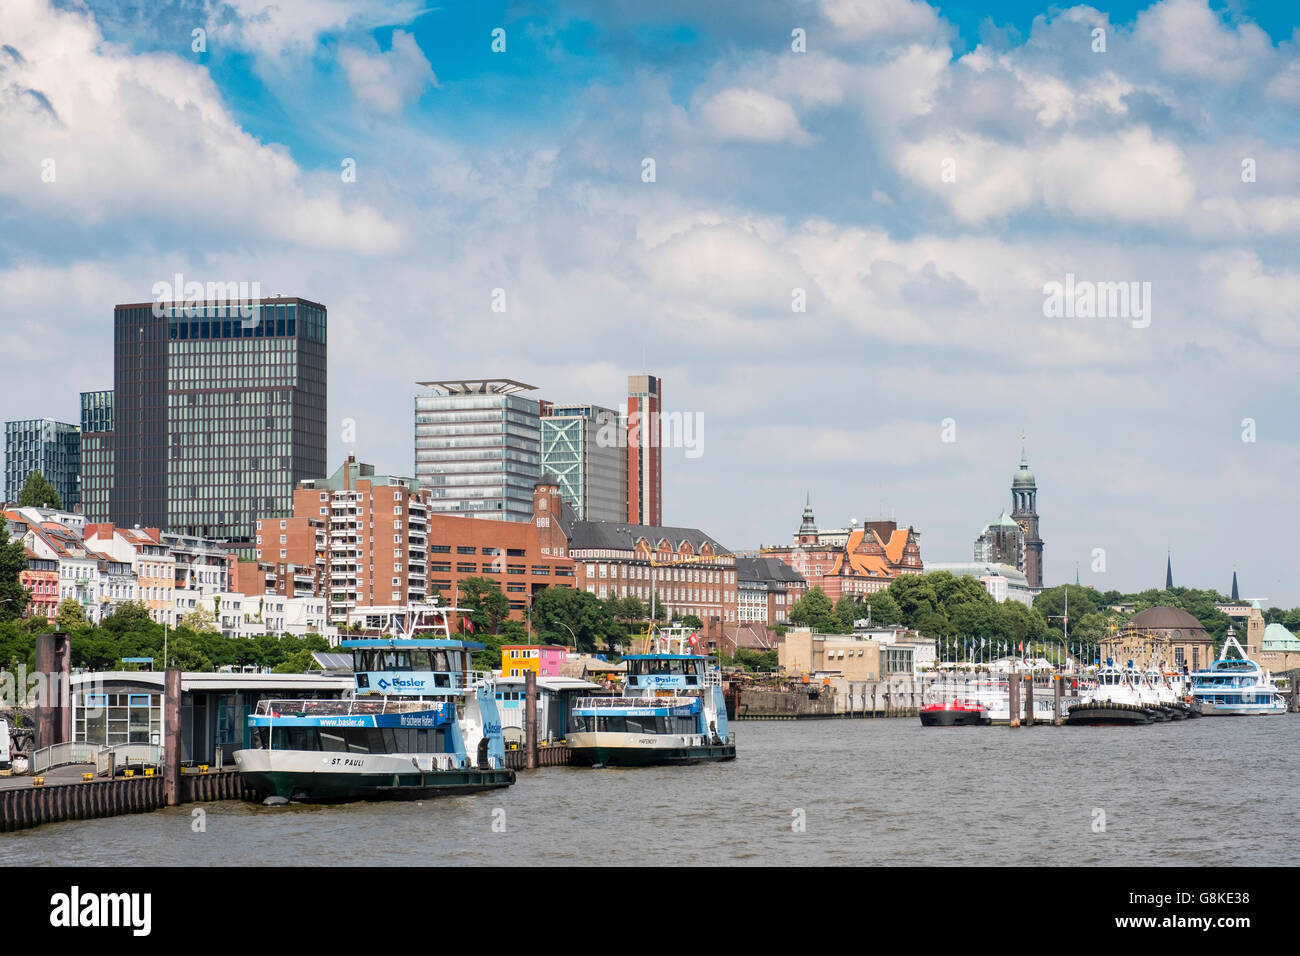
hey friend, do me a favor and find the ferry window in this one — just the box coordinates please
[346,729,370,754]
[381,729,399,752]
[320,731,347,753]
[365,729,386,753]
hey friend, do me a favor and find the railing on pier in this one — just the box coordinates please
[29,741,102,775]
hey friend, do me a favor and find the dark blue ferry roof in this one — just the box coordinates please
[622,653,707,660]
[341,638,484,650]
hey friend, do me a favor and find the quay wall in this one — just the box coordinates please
[0,770,254,834]
[504,744,571,770]
[733,681,924,719]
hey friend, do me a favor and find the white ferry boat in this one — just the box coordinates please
[234,604,515,802]
[567,626,736,767]
[1190,631,1287,716]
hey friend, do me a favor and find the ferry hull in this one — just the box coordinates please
[1065,701,1154,726]
[1195,700,1287,716]
[234,750,515,803]
[567,733,735,767]
[920,708,991,727]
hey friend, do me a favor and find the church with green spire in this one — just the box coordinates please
[1010,440,1044,588]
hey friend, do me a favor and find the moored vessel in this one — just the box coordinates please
[234,603,515,802]
[1190,629,1287,716]
[919,698,991,727]
[567,626,736,767]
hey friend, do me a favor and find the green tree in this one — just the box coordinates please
[273,648,319,674]
[531,585,604,651]
[181,607,218,633]
[0,539,32,623]
[832,596,859,633]
[859,590,902,626]
[680,613,704,630]
[457,576,511,632]
[788,586,837,632]
[55,597,88,632]
[16,470,62,510]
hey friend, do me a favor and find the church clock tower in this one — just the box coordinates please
[1010,441,1044,588]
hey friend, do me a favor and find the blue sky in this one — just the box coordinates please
[3,0,1300,605]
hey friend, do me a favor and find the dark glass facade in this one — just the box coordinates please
[4,418,80,507]
[80,390,114,523]
[111,299,327,546]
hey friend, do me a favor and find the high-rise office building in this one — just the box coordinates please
[540,402,626,522]
[625,374,662,526]
[110,297,327,547]
[4,418,80,508]
[414,379,541,522]
[79,390,114,522]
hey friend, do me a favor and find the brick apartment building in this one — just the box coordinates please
[249,458,575,623]
[763,499,923,602]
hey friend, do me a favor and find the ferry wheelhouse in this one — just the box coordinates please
[234,604,515,802]
[567,627,736,767]
[1190,631,1287,716]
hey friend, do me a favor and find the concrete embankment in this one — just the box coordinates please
[732,680,923,719]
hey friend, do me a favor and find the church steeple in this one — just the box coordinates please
[1010,437,1043,588]
[1165,553,1174,590]
[1231,569,1239,602]
[797,493,818,545]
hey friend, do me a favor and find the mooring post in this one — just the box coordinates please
[1025,675,1035,727]
[1009,672,1021,728]
[164,667,182,806]
[1054,676,1064,725]
[524,669,538,771]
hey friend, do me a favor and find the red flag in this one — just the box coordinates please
[463,617,474,633]
[689,632,699,646]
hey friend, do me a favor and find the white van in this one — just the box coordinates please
[0,719,11,772]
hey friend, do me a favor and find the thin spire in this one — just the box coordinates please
[1165,552,1173,591]
[1231,569,1239,602]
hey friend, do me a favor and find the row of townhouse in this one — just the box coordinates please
[4,508,332,639]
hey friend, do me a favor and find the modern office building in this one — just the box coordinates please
[539,402,626,522]
[110,297,328,548]
[625,374,662,526]
[79,390,114,522]
[414,379,541,522]
[4,418,80,508]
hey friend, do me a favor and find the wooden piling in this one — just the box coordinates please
[524,670,538,771]
[1009,672,1021,728]
[164,667,182,806]
[1054,676,1064,725]
[1024,676,1035,727]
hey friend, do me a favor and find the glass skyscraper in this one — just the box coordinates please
[414,380,540,521]
[111,297,327,546]
[540,403,626,521]
[79,390,114,523]
[4,418,80,507]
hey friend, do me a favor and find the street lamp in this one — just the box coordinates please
[557,622,578,650]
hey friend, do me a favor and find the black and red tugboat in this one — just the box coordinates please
[919,698,991,727]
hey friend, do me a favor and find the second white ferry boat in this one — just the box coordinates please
[1190,630,1287,716]
[567,626,736,767]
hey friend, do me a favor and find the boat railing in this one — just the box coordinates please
[254,698,440,717]
[574,696,697,709]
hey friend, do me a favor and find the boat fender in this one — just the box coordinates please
[262,796,290,807]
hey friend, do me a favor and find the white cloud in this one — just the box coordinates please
[340,30,438,114]
[0,0,403,253]
[696,88,809,145]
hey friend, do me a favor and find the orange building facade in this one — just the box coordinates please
[764,502,923,602]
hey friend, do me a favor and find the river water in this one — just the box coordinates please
[3,717,1296,866]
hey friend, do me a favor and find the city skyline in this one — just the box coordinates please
[1,0,1298,603]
